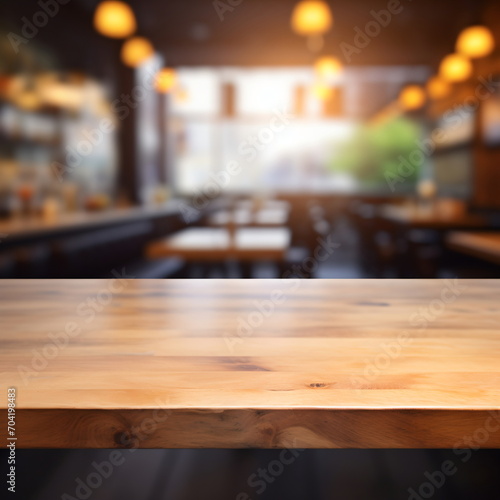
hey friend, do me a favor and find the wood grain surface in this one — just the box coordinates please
[1,279,500,449]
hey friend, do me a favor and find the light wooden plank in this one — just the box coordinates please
[1,279,500,448]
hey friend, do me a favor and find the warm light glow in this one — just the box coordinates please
[155,68,177,93]
[39,83,85,110]
[399,85,426,111]
[94,1,136,38]
[417,179,437,200]
[314,56,342,78]
[291,1,333,36]
[426,76,451,100]
[456,25,495,59]
[15,90,42,111]
[120,37,154,67]
[175,87,189,103]
[312,82,332,100]
[439,53,473,82]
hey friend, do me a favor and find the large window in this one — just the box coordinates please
[166,66,433,195]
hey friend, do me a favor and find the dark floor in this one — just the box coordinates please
[3,448,500,500]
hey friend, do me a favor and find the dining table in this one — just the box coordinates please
[446,231,500,266]
[1,279,500,449]
[146,227,292,262]
[379,204,489,230]
[374,203,495,277]
[207,207,289,227]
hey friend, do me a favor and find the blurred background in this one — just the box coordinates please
[2,0,500,278]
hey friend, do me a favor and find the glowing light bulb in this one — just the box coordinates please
[314,56,342,78]
[456,25,495,59]
[399,85,426,111]
[426,77,451,100]
[94,1,136,39]
[120,37,154,67]
[155,68,177,93]
[291,1,333,36]
[439,53,473,82]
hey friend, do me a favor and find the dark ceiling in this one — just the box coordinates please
[1,0,498,73]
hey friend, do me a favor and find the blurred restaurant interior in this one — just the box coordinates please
[2,0,500,279]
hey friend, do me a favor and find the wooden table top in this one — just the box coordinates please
[0,202,182,243]
[147,227,291,261]
[380,205,487,229]
[1,279,500,449]
[208,207,289,227]
[447,231,500,265]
